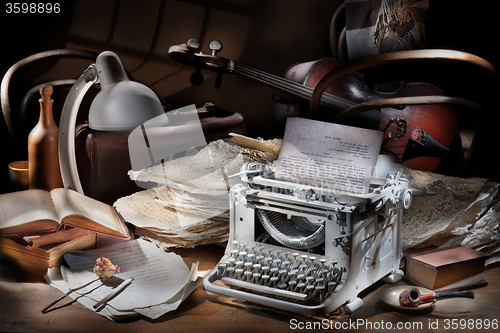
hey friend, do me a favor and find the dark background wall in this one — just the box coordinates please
[1,0,498,194]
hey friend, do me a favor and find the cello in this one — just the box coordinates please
[168,38,492,172]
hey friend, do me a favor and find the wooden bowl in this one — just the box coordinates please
[8,161,29,189]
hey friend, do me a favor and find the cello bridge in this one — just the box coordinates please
[383,118,407,143]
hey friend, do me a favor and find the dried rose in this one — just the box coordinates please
[93,257,120,279]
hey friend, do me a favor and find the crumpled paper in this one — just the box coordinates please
[401,168,500,264]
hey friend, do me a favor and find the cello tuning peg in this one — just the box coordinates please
[209,40,223,56]
[215,73,223,89]
[187,38,201,50]
[190,67,204,86]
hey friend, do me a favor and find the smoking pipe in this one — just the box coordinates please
[399,287,474,307]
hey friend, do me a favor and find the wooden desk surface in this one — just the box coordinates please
[1,244,499,333]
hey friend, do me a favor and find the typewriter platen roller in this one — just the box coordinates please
[203,156,423,316]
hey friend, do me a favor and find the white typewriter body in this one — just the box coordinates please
[203,158,422,316]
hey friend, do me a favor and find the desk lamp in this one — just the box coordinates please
[58,51,169,193]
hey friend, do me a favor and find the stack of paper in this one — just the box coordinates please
[115,184,230,248]
[114,138,282,248]
[45,239,201,321]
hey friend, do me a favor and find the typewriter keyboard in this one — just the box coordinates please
[215,241,345,304]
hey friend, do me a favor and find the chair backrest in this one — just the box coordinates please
[1,49,98,156]
[329,2,347,62]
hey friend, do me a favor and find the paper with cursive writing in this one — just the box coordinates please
[63,239,191,310]
[275,118,383,195]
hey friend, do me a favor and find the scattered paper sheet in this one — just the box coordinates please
[45,239,201,320]
[46,267,136,321]
[275,118,383,195]
[64,239,191,310]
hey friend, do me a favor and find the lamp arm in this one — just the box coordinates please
[58,65,99,193]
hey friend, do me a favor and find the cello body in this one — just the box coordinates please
[276,58,458,171]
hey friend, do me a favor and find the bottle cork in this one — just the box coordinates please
[39,84,53,101]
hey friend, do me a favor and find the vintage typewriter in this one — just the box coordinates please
[203,157,423,316]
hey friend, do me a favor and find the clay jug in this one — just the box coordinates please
[28,85,63,190]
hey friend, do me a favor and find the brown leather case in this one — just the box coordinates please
[75,108,245,205]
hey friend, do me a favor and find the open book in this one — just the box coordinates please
[0,188,130,240]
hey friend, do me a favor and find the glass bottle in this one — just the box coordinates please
[28,84,64,191]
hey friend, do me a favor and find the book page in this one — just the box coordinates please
[50,188,127,237]
[275,118,383,195]
[0,189,59,234]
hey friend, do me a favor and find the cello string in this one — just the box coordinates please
[234,63,354,110]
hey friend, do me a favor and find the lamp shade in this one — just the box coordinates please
[88,51,168,131]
